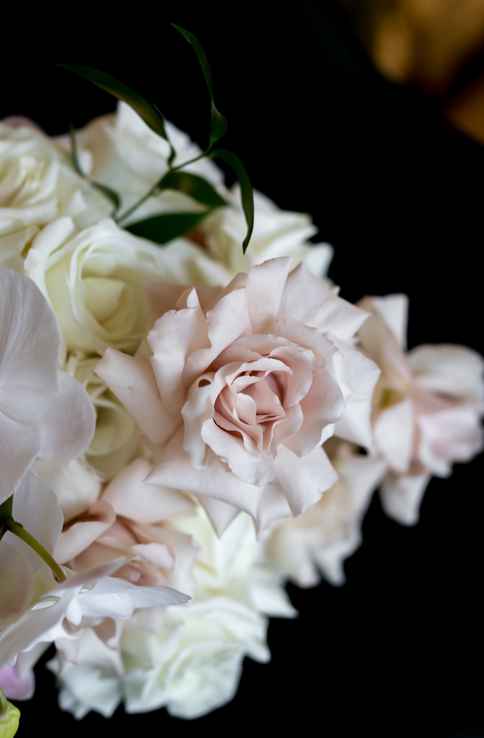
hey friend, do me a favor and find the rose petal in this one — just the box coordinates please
[381,473,430,525]
[96,349,175,445]
[246,257,292,330]
[408,345,484,402]
[374,399,415,473]
[274,444,338,516]
[103,458,193,523]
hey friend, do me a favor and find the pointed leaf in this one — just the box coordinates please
[172,24,228,148]
[60,65,176,165]
[159,170,226,209]
[126,211,210,245]
[211,149,254,253]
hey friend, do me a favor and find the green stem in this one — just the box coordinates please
[116,150,211,225]
[116,179,161,224]
[0,690,7,715]
[6,520,66,584]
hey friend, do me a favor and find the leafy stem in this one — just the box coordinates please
[115,179,161,225]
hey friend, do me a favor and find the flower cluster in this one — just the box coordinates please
[0,99,482,724]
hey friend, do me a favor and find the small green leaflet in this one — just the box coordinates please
[159,170,227,209]
[211,149,254,253]
[172,24,228,149]
[0,495,13,542]
[126,211,210,245]
[60,65,176,165]
[69,125,121,214]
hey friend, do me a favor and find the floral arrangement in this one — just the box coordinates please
[1,34,483,731]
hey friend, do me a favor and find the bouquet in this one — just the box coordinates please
[1,32,483,731]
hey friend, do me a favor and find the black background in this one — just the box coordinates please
[3,3,484,736]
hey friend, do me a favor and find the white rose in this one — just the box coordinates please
[201,187,333,278]
[65,354,139,480]
[0,122,108,272]
[53,507,294,720]
[24,217,227,355]
[68,103,224,220]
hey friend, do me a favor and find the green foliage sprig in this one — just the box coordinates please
[60,25,254,252]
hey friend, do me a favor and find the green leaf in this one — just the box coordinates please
[172,24,228,149]
[60,65,176,165]
[211,149,254,253]
[126,211,210,245]
[0,496,13,542]
[69,125,121,214]
[0,495,13,522]
[159,170,227,209]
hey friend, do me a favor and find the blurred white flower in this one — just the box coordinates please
[266,442,385,586]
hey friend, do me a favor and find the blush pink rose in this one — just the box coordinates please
[97,257,379,534]
[55,459,196,590]
[359,295,484,524]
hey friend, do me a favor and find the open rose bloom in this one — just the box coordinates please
[1,96,483,725]
[97,257,380,535]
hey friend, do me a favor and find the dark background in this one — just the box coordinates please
[3,3,484,736]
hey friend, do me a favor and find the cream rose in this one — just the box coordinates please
[24,217,227,355]
[201,187,333,278]
[97,257,379,534]
[65,354,140,479]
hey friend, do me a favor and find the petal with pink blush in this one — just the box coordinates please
[148,431,260,520]
[96,349,175,445]
[256,484,292,533]
[148,292,208,416]
[274,444,338,516]
[358,298,411,389]
[408,344,484,402]
[55,501,116,564]
[374,399,415,473]
[130,543,174,570]
[282,263,367,339]
[246,257,291,330]
[201,418,274,486]
[331,339,380,450]
[365,295,408,349]
[381,473,430,525]
[417,405,483,476]
[187,288,251,378]
[291,368,344,455]
[103,459,193,523]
